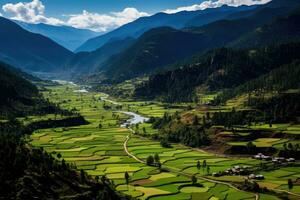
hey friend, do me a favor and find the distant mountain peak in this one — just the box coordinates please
[75,4,252,52]
[0,17,73,72]
[14,20,100,51]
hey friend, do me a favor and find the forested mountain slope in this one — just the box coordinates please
[231,7,300,48]
[134,42,300,102]
[0,61,128,200]
[0,62,39,116]
[0,17,73,72]
[97,0,299,83]
[67,37,136,74]
[76,5,253,52]
[132,5,300,102]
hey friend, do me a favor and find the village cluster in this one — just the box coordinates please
[212,153,296,180]
[253,153,295,164]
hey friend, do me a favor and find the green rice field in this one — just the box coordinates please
[28,83,300,200]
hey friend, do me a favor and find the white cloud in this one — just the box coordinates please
[1,0,270,31]
[2,0,64,25]
[1,0,149,32]
[67,8,149,32]
[164,0,271,14]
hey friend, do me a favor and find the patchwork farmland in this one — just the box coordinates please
[29,83,300,200]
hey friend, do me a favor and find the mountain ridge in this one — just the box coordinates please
[93,0,298,82]
[15,21,100,51]
[0,17,74,72]
[75,5,254,52]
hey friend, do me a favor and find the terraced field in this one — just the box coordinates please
[29,83,300,199]
[249,124,300,135]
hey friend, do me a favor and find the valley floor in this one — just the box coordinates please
[29,83,300,200]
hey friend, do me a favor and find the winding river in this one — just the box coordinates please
[119,111,149,127]
[99,96,149,127]
[63,81,149,127]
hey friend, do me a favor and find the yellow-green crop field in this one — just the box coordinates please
[28,84,300,200]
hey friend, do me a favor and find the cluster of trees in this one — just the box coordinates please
[133,112,210,149]
[210,108,257,127]
[150,113,173,129]
[0,62,77,119]
[0,70,82,120]
[239,179,295,198]
[0,121,128,200]
[211,92,300,126]
[214,60,300,105]
[252,93,300,123]
[280,143,300,158]
[239,179,261,193]
[149,113,210,148]
[196,160,210,175]
[146,153,161,168]
[239,178,294,195]
[161,123,210,148]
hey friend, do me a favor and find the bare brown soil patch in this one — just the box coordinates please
[131,179,153,186]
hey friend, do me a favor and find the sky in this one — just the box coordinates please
[0,0,271,32]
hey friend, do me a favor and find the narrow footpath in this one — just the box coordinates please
[123,133,259,200]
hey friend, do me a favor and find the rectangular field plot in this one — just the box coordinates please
[29,84,291,200]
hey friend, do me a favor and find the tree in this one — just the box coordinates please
[288,179,293,191]
[57,153,62,159]
[157,162,162,170]
[95,175,99,182]
[295,144,300,151]
[206,165,210,175]
[202,116,206,125]
[288,143,293,151]
[80,169,86,184]
[98,123,102,129]
[143,127,146,134]
[206,112,211,121]
[160,138,171,148]
[101,175,107,184]
[61,159,66,170]
[203,160,207,168]
[125,171,130,190]
[193,115,199,125]
[146,155,154,166]
[197,160,201,170]
[154,153,160,164]
[191,175,197,185]
[246,141,256,153]
[252,181,260,192]
[283,143,287,151]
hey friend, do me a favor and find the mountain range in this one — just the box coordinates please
[0,17,73,72]
[76,5,255,52]
[78,0,300,83]
[66,37,136,75]
[15,21,100,51]
[1,0,299,83]
[134,6,300,102]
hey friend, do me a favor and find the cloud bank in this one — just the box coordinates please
[2,0,64,25]
[1,0,149,32]
[164,0,271,14]
[1,0,271,31]
[67,8,149,32]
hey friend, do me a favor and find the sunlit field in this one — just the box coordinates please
[29,83,300,199]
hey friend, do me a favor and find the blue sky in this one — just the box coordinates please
[0,0,271,32]
[0,0,210,15]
